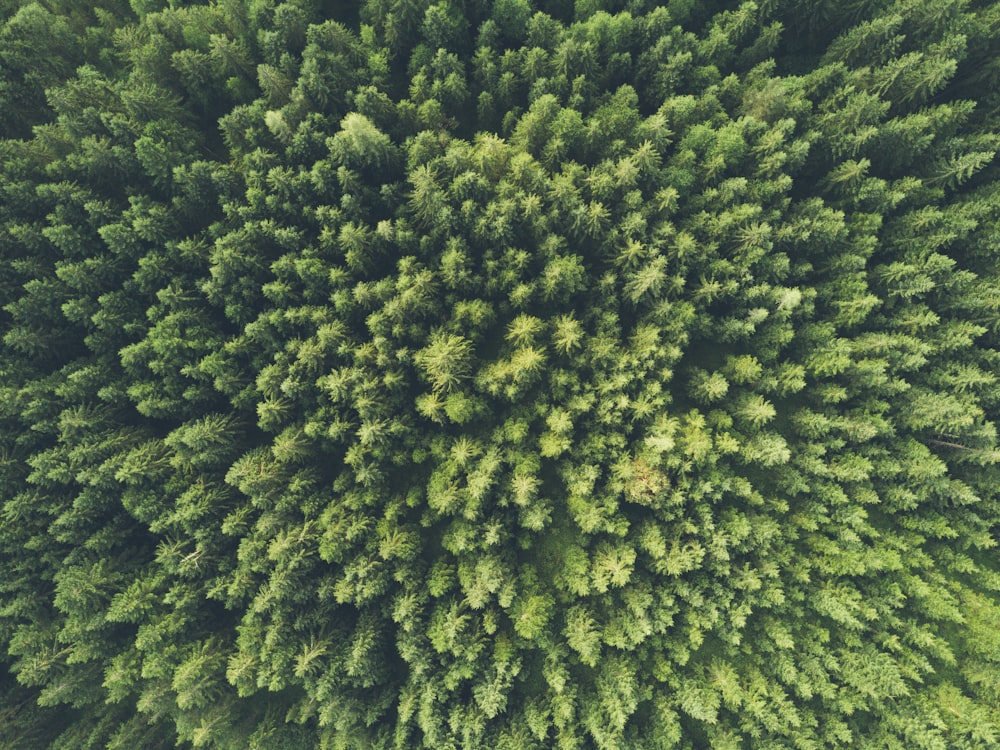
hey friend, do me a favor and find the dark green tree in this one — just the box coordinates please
[3,0,1000,748]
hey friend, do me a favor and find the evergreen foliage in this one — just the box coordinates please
[2,0,1000,747]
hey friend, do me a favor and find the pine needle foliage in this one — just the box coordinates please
[2,0,1000,747]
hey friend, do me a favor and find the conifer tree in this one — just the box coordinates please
[2,0,1000,747]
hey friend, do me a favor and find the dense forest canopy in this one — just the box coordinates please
[2,0,1000,747]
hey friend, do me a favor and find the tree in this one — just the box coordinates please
[2,0,1000,747]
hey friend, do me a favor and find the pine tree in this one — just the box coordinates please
[3,0,1000,747]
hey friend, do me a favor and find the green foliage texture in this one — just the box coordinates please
[3,0,1000,747]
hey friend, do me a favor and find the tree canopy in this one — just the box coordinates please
[2,0,1000,748]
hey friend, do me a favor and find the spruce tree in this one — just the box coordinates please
[2,0,1000,748]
